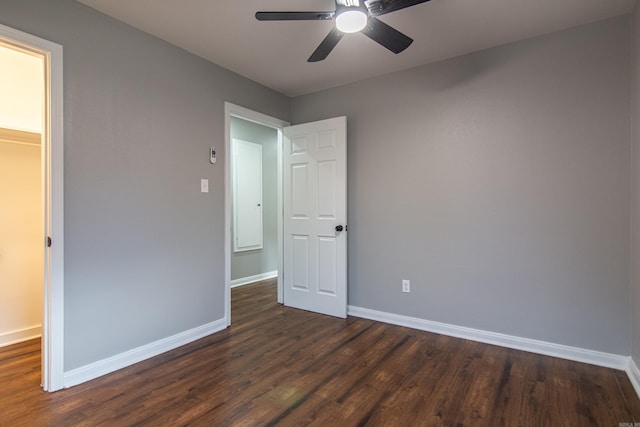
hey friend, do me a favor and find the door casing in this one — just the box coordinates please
[224,102,289,325]
[0,24,64,392]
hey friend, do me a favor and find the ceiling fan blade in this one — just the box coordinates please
[255,11,335,21]
[365,0,432,17]
[308,28,344,62]
[361,17,413,54]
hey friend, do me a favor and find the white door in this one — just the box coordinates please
[283,116,347,318]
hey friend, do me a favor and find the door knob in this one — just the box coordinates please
[335,225,344,232]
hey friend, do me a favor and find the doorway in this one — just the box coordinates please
[0,44,44,351]
[224,104,348,324]
[0,24,64,392]
[230,117,278,286]
[224,103,289,325]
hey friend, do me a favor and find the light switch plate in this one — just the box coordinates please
[201,179,209,193]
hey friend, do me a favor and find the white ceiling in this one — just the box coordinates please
[77,0,635,97]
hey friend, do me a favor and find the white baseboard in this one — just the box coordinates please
[347,306,628,370]
[626,358,640,398]
[231,270,278,288]
[63,318,227,388]
[0,325,42,347]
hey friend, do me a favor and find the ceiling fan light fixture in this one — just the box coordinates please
[256,0,424,62]
[335,9,368,33]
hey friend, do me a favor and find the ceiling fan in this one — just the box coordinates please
[256,0,432,62]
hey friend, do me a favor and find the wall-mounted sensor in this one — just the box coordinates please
[210,147,216,164]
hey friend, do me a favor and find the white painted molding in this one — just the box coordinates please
[0,23,65,393]
[347,306,628,370]
[0,326,42,347]
[626,358,640,399]
[224,102,290,327]
[64,318,227,388]
[276,129,284,305]
[230,271,278,288]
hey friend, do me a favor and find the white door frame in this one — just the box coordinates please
[224,102,289,325]
[0,24,64,392]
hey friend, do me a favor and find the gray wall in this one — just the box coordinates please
[632,0,640,365]
[230,116,278,281]
[292,16,632,354]
[0,0,290,370]
[0,0,634,372]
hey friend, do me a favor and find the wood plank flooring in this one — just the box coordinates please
[2,279,640,426]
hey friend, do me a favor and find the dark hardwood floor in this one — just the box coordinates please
[2,279,640,426]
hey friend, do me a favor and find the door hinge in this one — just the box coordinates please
[47,236,52,247]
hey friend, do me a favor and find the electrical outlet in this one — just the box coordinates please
[402,279,410,293]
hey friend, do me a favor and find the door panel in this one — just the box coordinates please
[291,235,310,291]
[283,116,347,318]
[317,237,337,295]
[318,160,337,218]
[291,164,310,218]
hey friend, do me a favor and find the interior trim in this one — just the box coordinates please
[348,305,629,370]
[64,318,227,388]
[0,23,65,392]
[626,358,640,399]
[0,127,41,146]
[230,271,278,288]
[0,325,42,348]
